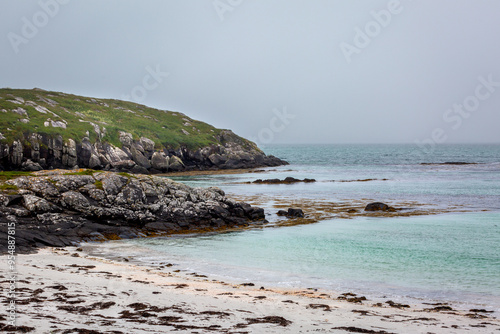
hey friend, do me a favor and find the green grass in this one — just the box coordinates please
[0,171,34,182]
[0,183,19,192]
[117,172,136,179]
[0,171,32,194]
[0,88,237,151]
[64,169,96,176]
[94,180,103,190]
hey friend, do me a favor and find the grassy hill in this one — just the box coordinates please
[0,88,236,150]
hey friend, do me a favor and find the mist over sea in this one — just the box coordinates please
[95,144,500,313]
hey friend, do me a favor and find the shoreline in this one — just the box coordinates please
[2,248,499,333]
[86,235,500,315]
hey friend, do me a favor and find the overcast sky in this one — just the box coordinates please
[1,0,499,145]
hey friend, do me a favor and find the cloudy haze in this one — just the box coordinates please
[1,0,499,145]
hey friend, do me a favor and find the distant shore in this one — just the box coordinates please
[2,248,498,333]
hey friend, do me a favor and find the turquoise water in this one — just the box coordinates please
[116,144,500,312]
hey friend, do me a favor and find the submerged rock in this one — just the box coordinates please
[252,177,315,184]
[277,208,305,218]
[364,202,396,212]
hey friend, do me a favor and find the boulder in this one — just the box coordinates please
[119,131,133,147]
[364,202,395,212]
[140,137,155,152]
[130,144,151,169]
[277,208,304,218]
[21,159,43,171]
[168,156,184,171]
[151,152,169,171]
[102,144,126,163]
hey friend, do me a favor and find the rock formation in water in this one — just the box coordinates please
[0,170,267,254]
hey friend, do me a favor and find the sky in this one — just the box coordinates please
[1,0,499,145]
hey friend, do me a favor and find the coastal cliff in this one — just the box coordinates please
[0,170,267,254]
[0,88,287,173]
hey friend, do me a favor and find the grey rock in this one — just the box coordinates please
[168,155,184,171]
[364,202,395,212]
[62,139,78,167]
[140,137,155,152]
[103,144,129,163]
[12,107,28,117]
[28,133,41,162]
[209,153,226,165]
[23,194,58,213]
[0,170,268,254]
[10,140,23,166]
[61,191,90,211]
[130,144,151,169]
[119,131,133,147]
[51,174,94,190]
[98,173,129,196]
[88,188,106,202]
[111,160,136,170]
[277,208,304,218]
[115,183,146,206]
[49,135,64,161]
[21,159,43,171]
[151,152,169,171]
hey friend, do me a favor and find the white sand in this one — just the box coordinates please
[1,247,499,334]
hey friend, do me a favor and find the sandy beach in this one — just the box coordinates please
[2,247,499,334]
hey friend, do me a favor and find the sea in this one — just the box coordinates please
[91,144,500,313]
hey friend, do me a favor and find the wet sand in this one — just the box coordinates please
[2,248,499,333]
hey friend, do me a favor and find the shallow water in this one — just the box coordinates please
[99,144,500,313]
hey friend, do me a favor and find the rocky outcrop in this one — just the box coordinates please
[0,130,287,173]
[0,170,267,254]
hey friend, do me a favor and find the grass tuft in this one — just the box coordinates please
[64,169,96,176]
[0,171,34,182]
[94,180,103,190]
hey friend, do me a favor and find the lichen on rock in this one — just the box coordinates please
[0,170,267,254]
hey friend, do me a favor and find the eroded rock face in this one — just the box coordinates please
[0,170,267,254]
[0,130,287,173]
[62,139,77,167]
[10,140,23,166]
